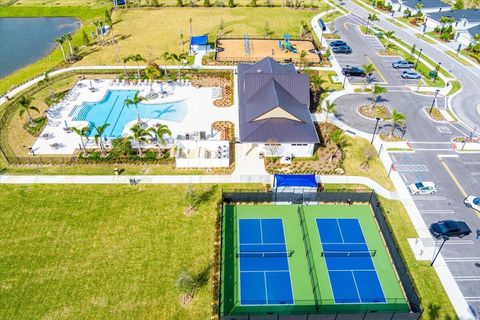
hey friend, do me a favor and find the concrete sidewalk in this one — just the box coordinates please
[0,174,397,199]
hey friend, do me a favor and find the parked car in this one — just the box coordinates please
[332,45,352,54]
[464,196,480,211]
[392,60,414,69]
[330,40,347,47]
[401,70,421,79]
[429,220,472,239]
[341,66,366,77]
[318,18,327,31]
[408,181,438,195]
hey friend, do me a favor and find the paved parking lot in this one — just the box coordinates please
[391,151,480,306]
[328,14,421,87]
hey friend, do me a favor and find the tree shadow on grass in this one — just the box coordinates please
[196,185,218,208]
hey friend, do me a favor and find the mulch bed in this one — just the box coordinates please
[358,104,392,120]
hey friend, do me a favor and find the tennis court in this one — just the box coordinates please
[317,218,386,304]
[238,218,294,305]
[221,204,410,317]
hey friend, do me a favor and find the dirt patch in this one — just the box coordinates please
[212,121,234,141]
[265,122,344,174]
[379,133,405,142]
[216,38,321,64]
[358,104,392,120]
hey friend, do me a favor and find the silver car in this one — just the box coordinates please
[408,181,438,195]
[401,70,421,79]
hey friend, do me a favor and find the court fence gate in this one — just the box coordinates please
[218,189,422,320]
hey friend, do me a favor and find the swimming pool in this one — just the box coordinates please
[72,90,188,137]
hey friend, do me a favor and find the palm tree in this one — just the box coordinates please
[124,91,146,124]
[384,30,395,49]
[163,52,188,76]
[415,2,423,19]
[149,124,172,158]
[55,36,67,63]
[18,96,39,127]
[44,71,55,99]
[122,56,131,77]
[366,14,379,34]
[72,126,91,156]
[92,20,102,45]
[328,128,347,161]
[324,100,337,123]
[298,50,308,70]
[131,54,147,78]
[371,84,387,108]
[389,109,406,137]
[93,123,110,156]
[361,63,375,88]
[129,123,151,157]
[145,65,161,98]
[64,33,75,61]
[310,75,327,108]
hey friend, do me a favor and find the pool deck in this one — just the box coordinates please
[31,79,237,155]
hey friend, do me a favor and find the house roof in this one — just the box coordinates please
[428,9,480,23]
[401,0,450,9]
[468,24,480,37]
[238,58,319,144]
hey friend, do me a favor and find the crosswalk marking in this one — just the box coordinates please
[395,164,429,172]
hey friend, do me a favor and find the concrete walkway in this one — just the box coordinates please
[0,174,397,199]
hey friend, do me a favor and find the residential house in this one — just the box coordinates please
[426,9,480,46]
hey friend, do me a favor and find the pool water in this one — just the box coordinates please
[72,90,188,137]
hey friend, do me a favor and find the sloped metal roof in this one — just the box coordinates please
[238,57,319,144]
[428,9,480,22]
[401,0,450,9]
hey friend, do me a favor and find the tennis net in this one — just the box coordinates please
[321,250,377,257]
[237,250,294,258]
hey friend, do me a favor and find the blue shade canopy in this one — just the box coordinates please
[274,174,317,188]
[190,35,208,45]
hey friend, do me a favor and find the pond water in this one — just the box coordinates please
[0,17,81,79]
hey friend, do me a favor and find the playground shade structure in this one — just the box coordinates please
[216,38,320,63]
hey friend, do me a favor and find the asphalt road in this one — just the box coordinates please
[325,5,480,316]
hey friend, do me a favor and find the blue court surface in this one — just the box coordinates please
[316,218,386,304]
[238,218,294,305]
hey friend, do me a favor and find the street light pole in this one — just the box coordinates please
[401,125,407,139]
[343,65,349,88]
[429,89,440,115]
[415,48,423,69]
[434,62,442,83]
[370,117,381,145]
[431,236,449,266]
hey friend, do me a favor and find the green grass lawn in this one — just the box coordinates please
[0,183,258,319]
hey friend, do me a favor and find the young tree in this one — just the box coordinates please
[129,123,151,157]
[371,84,388,108]
[72,126,91,157]
[389,109,406,137]
[324,100,337,123]
[361,145,376,170]
[18,96,39,127]
[328,129,347,161]
[93,123,110,156]
[122,55,132,77]
[415,2,423,19]
[177,0,184,6]
[453,0,464,10]
[43,71,55,99]
[125,91,147,124]
[82,30,90,46]
[162,52,187,76]
[149,124,172,158]
[189,18,193,37]
[176,271,196,303]
[55,36,67,63]
[104,8,112,25]
[361,63,375,88]
[366,14,379,34]
[384,30,395,49]
[219,18,225,37]
[130,54,147,78]
[185,184,200,213]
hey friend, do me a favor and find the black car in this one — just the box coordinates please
[330,40,347,47]
[332,45,352,54]
[429,220,472,239]
[318,18,327,31]
[341,66,366,77]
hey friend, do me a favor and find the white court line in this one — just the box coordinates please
[264,271,269,303]
[351,271,362,303]
[336,219,346,243]
[454,277,480,281]
[241,242,286,245]
[241,270,290,273]
[259,220,264,243]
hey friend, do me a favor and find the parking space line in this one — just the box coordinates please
[440,160,468,197]
[419,210,454,214]
[365,56,387,83]
[464,161,480,165]
[446,257,480,262]
[444,240,474,245]
[471,172,480,176]
[414,196,447,201]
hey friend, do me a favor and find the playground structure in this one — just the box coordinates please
[215,34,321,64]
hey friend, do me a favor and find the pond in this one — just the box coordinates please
[0,17,81,79]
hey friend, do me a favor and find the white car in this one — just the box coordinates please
[408,181,438,195]
[464,196,480,211]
